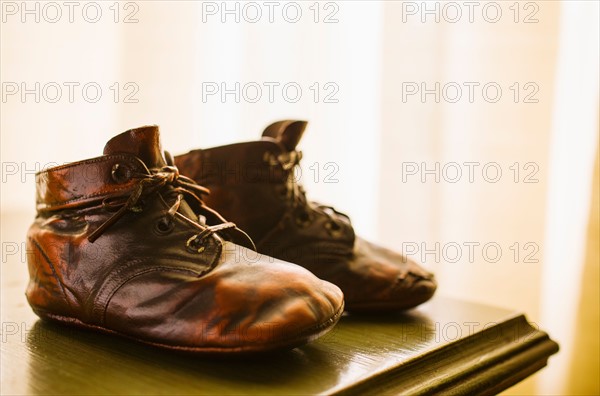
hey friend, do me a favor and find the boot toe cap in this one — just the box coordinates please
[340,238,437,312]
[103,245,344,353]
[197,246,345,351]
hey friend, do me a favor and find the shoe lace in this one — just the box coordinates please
[265,150,350,231]
[87,165,237,246]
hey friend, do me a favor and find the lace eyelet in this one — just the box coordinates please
[154,218,174,235]
[295,211,313,228]
[263,151,279,166]
[111,163,131,184]
[186,235,206,253]
[324,221,340,230]
[324,221,342,236]
[263,151,271,163]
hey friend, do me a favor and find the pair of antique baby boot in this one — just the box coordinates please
[26,121,436,353]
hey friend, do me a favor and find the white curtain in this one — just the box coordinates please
[2,1,598,394]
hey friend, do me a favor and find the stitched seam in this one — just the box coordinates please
[89,258,146,323]
[101,266,202,325]
[36,154,139,175]
[29,237,75,313]
[37,184,136,209]
[37,154,148,209]
[91,254,210,324]
[37,157,149,209]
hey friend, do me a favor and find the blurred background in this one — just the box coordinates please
[1,1,598,394]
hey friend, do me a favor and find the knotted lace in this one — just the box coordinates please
[87,165,236,244]
[265,150,350,230]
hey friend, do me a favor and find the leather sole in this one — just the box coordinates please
[32,302,344,355]
[346,285,436,313]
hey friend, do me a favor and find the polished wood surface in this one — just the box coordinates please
[1,212,558,395]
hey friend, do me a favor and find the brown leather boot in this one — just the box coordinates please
[175,120,437,312]
[26,126,344,354]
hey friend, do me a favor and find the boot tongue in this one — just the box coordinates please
[104,126,209,223]
[261,120,307,151]
[103,125,167,168]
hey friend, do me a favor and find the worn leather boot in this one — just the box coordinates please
[175,120,437,312]
[26,126,344,354]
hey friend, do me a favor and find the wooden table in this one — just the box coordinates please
[1,213,558,395]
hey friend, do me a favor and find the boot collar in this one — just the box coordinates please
[36,154,150,212]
